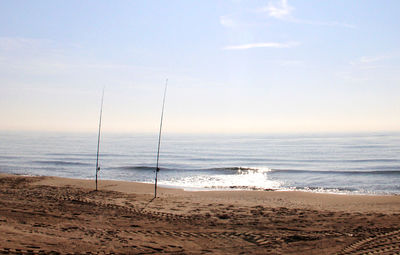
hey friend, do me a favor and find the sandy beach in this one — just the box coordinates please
[0,173,400,254]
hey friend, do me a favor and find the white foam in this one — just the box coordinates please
[159,170,281,191]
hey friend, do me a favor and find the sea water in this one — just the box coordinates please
[1,132,400,195]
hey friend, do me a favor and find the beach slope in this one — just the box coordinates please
[0,174,400,254]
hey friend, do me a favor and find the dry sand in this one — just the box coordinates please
[1,173,400,254]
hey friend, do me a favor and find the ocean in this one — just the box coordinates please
[1,132,400,195]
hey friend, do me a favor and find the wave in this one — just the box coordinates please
[33,160,91,166]
[295,186,356,191]
[210,167,271,173]
[117,166,159,171]
[252,158,400,163]
[0,155,19,159]
[46,153,94,157]
[45,153,130,158]
[114,165,400,175]
[344,145,387,149]
[190,185,369,194]
[288,186,361,194]
[203,185,276,191]
[270,169,400,175]
[115,166,271,173]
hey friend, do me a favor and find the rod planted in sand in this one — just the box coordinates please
[95,88,105,191]
[154,79,168,198]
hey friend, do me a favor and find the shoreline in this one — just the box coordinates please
[5,172,400,196]
[1,173,400,254]
[15,173,400,213]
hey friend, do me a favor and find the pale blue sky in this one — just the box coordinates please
[0,0,399,133]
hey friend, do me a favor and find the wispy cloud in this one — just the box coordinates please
[220,15,236,28]
[359,55,390,64]
[339,53,399,82]
[0,36,142,77]
[349,54,394,68]
[293,19,356,29]
[259,0,293,20]
[0,37,55,52]
[279,60,305,67]
[257,0,356,29]
[223,41,299,50]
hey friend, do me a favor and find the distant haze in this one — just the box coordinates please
[1,1,399,134]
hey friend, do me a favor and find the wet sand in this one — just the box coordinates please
[1,173,400,254]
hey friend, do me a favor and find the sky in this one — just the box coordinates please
[0,0,399,134]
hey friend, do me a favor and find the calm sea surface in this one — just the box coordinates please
[1,132,400,195]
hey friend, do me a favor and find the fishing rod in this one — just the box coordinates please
[154,79,168,198]
[95,88,105,191]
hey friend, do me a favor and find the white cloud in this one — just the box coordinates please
[359,55,389,64]
[279,60,304,67]
[349,55,394,67]
[260,0,293,20]
[220,15,236,28]
[223,41,299,50]
[258,0,355,29]
[340,53,400,82]
[293,19,356,29]
[220,1,355,30]
[0,37,55,52]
